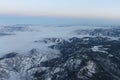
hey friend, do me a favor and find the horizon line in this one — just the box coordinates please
[0,13,120,20]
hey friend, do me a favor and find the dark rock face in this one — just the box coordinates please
[0,52,18,60]
[33,37,120,80]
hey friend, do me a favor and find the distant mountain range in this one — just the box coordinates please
[0,25,120,80]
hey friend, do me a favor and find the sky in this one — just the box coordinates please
[0,0,120,25]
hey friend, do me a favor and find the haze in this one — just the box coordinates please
[0,0,120,25]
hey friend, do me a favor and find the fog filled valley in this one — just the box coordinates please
[0,24,120,80]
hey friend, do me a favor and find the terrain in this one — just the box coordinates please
[0,24,120,80]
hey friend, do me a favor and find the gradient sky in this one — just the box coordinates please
[0,0,120,25]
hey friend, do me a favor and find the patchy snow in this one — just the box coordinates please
[86,61,96,76]
[92,46,101,52]
[8,72,21,80]
[91,45,108,53]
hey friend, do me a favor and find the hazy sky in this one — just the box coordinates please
[0,0,120,25]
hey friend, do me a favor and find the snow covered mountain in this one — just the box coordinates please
[0,25,120,80]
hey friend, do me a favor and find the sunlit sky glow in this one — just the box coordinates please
[0,0,120,25]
